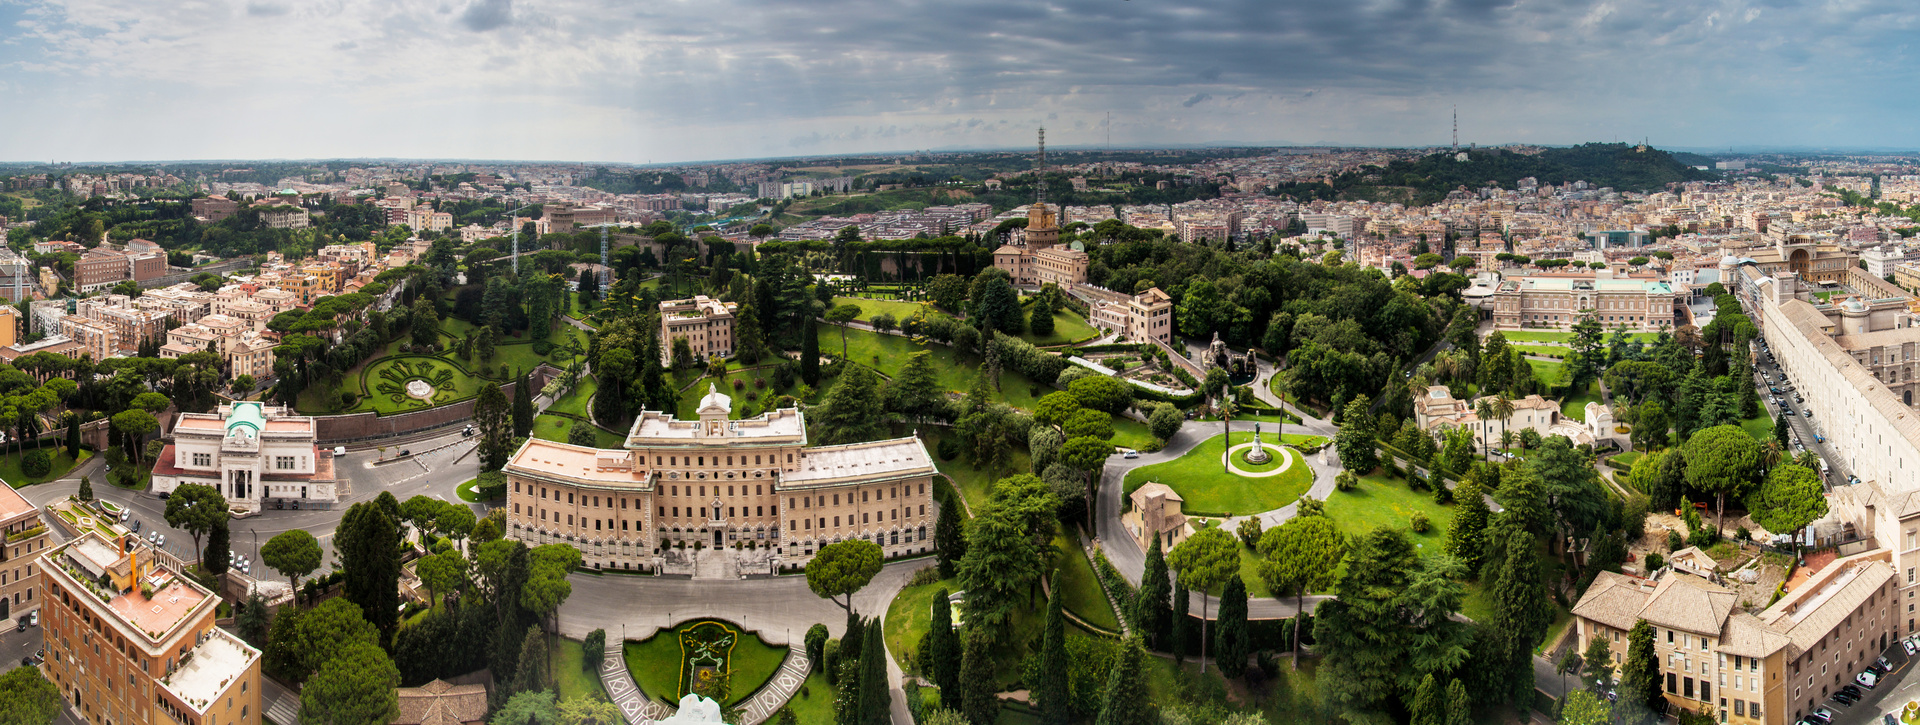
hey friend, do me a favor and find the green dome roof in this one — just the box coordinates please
[227,402,265,433]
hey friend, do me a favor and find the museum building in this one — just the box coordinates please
[502,385,939,571]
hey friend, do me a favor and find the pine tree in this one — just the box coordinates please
[801,316,821,386]
[1444,477,1492,576]
[1095,639,1154,725]
[512,625,549,696]
[1335,395,1379,472]
[512,373,534,439]
[1170,582,1190,661]
[1135,536,1172,650]
[77,475,93,502]
[735,300,766,364]
[1489,529,1550,707]
[1411,674,1442,725]
[1039,570,1070,725]
[204,519,230,576]
[927,589,961,697]
[1445,678,1471,725]
[66,413,80,458]
[958,629,997,725]
[934,497,965,578]
[1215,574,1249,678]
[1028,294,1055,338]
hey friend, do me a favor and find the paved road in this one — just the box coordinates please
[1832,642,1914,725]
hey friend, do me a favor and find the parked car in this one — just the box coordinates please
[1831,690,1859,705]
[155,534,164,548]
[1841,684,1864,699]
[1906,637,1920,656]
[1888,713,1902,725]
[1856,671,1879,689]
[1122,449,1138,459]
[1875,655,1893,673]
[14,619,24,632]
[333,446,347,456]
[119,510,129,523]
[131,519,141,533]
[1810,706,1837,723]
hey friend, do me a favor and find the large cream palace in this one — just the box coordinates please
[503,385,939,571]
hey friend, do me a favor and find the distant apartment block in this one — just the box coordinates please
[161,313,277,380]
[73,246,165,292]
[190,196,240,222]
[659,295,736,363]
[257,203,310,230]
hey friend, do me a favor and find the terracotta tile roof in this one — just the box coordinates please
[1640,575,1738,635]
[1570,571,1655,632]
[393,679,488,725]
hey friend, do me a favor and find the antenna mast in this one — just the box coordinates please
[1452,106,1458,153]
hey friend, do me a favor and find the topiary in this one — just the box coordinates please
[1409,512,1430,533]
[20,448,51,478]
[532,340,554,356]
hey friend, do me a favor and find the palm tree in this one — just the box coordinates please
[1474,398,1495,460]
[1492,395,1516,456]
[1500,429,1516,452]
[1761,439,1784,469]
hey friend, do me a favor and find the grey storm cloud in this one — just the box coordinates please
[460,0,512,32]
[1182,93,1212,108]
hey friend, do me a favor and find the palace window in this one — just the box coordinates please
[192,453,211,467]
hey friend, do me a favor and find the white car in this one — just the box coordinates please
[1904,637,1918,656]
[1121,449,1139,459]
[1856,671,1878,689]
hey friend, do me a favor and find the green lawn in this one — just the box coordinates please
[1740,414,1775,441]
[1514,344,1569,359]
[817,326,976,394]
[1611,451,1643,468]
[883,573,956,670]
[1121,433,1315,517]
[0,448,91,488]
[1324,473,1454,548]
[1053,531,1122,632]
[553,637,611,702]
[1526,359,1566,389]
[1019,307,1100,347]
[923,428,1030,518]
[673,367,811,420]
[1561,383,1601,423]
[786,671,836,725]
[623,622,788,707]
[547,377,598,418]
[532,414,626,448]
[1499,330,1662,344]
[455,477,500,503]
[831,296,941,324]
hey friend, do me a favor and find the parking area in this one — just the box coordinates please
[1827,638,1914,725]
[0,615,45,676]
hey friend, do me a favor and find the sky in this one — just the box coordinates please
[1,0,1918,165]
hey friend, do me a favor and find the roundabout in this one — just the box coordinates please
[1222,440,1294,477]
[1122,431,1321,517]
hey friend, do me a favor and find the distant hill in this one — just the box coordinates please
[1278,143,1718,206]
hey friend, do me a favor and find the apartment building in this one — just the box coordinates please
[1085,286,1175,346]
[73,247,166,293]
[0,306,18,348]
[659,296,736,363]
[504,385,937,570]
[257,204,309,230]
[159,314,277,379]
[0,483,50,620]
[38,531,262,725]
[189,196,239,222]
[152,402,337,511]
[58,315,113,360]
[1572,551,1897,725]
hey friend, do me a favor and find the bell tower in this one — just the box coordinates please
[1025,127,1060,249]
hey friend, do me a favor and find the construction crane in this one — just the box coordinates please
[505,203,539,275]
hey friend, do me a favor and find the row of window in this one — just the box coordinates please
[518,482,927,508]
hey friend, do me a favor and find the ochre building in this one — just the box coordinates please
[503,385,938,571]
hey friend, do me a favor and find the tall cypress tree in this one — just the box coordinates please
[1489,529,1550,707]
[735,300,766,364]
[1445,476,1492,576]
[801,316,821,385]
[1215,574,1249,679]
[1135,536,1172,651]
[934,497,965,578]
[1621,620,1660,718]
[338,493,403,641]
[66,413,80,458]
[1170,582,1191,661]
[1039,570,1070,725]
[859,623,890,725]
[1095,638,1154,725]
[1410,674,1442,725]
[203,519,230,576]
[926,589,961,697]
[512,373,534,438]
[1445,678,1471,725]
[958,629,997,725]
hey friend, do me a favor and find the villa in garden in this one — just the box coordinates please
[502,384,939,572]
[152,402,340,511]
[1412,386,1607,448]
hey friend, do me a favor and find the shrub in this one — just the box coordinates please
[936,437,961,461]
[1235,518,1264,548]
[755,377,768,390]
[1666,529,1684,552]
[532,340,554,355]
[475,471,507,500]
[339,391,358,407]
[1409,512,1430,533]
[1334,471,1358,492]
[20,449,51,478]
[1646,552,1666,571]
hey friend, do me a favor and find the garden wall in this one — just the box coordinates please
[311,363,563,444]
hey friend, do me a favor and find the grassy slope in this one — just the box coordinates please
[0,449,91,488]
[553,637,611,702]
[1053,530,1122,632]
[1120,432,1314,517]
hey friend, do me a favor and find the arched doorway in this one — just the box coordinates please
[1790,249,1811,277]
[1906,390,1912,407]
[713,529,722,547]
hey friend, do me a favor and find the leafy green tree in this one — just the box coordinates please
[1621,620,1660,717]
[1257,510,1344,662]
[814,364,886,445]
[336,493,403,640]
[417,550,468,605]
[264,597,381,685]
[1167,526,1238,673]
[1067,376,1132,414]
[1335,395,1378,472]
[411,297,441,348]
[1582,636,1615,690]
[1445,476,1492,575]
[164,483,228,561]
[0,664,61,725]
[512,624,551,696]
[971,272,1024,334]
[734,300,767,364]
[1148,403,1182,441]
[582,629,606,674]
[1560,690,1612,725]
[805,624,830,676]
[110,408,158,463]
[1063,409,1115,441]
[235,592,271,649]
[958,629,998,725]
[1411,674,1443,725]
[1494,466,1549,535]
[1748,464,1828,536]
[1034,391,1082,429]
[927,588,961,697]
[1028,294,1056,338]
[1313,527,1471,720]
[1214,574,1250,678]
[934,495,965,578]
[1095,638,1154,725]
[959,503,1043,638]
[826,303,862,359]
[299,639,401,725]
[1683,424,1761,533]
[475,382,514,471]
[884,351,945,423]
[1060,436,1112,529]
[1135,535,1173,650]
[76,475,92,502]
[559,695,623,725]
[807,540,884,618]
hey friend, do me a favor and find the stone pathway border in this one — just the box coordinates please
[739,644,812,725]
[1220,443,1296,478]
[600,642,673,725]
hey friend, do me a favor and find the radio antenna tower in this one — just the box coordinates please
[1105,112,1111,152]
[1452,106,1458,153]
[1035,127,1048,207]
